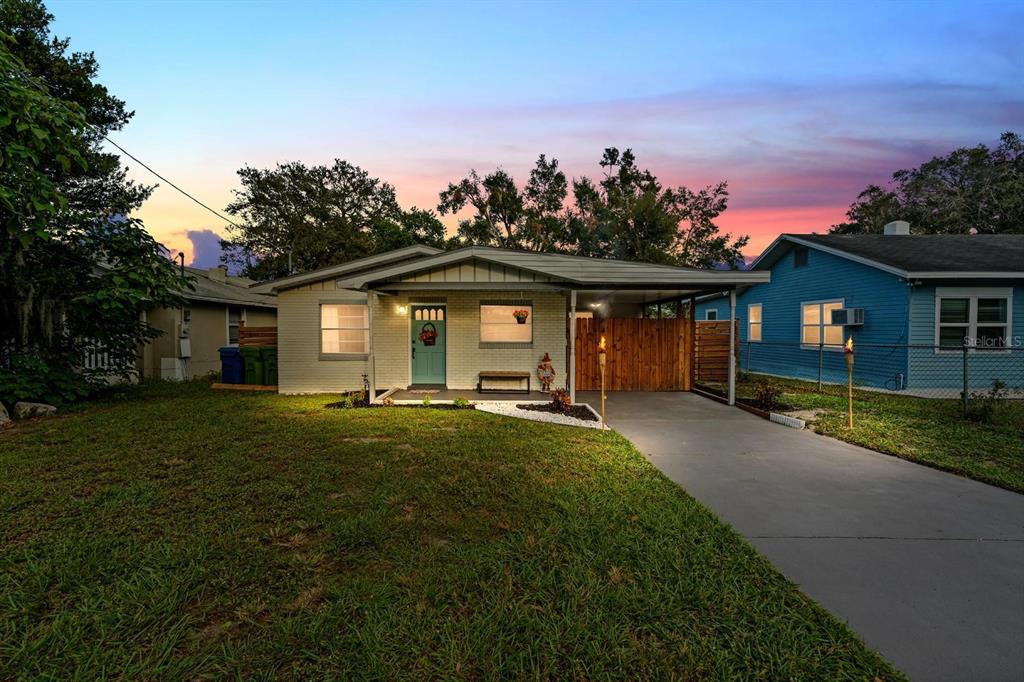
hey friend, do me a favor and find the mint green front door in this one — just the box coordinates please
[411,305,446,385]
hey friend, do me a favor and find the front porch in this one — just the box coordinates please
[384,387,550,402]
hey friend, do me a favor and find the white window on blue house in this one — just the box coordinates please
[801,300,844,348]
[705,309,718,321]
[935,288,1012,351]
[748,304,762,342]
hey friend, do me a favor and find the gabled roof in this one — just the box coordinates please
[752,234,1024,278]
[334,245,769,289]
[181,267,277,308]
[252,244,444,293]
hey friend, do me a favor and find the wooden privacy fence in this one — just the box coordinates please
[575,317,692,391]
[238,321,278,347]
[694,320,739,383]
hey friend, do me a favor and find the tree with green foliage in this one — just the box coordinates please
[221,159,447,280]
[437,154,573,251]
[440,149,748,268]
[831,132,1023,234]
[0,1,189,406]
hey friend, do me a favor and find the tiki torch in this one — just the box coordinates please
[845,336,854,428]
[598,335,607,429]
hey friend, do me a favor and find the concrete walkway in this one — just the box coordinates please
[578,391,1024,681]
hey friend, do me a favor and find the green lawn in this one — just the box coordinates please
[728,373,1024,493]
[1,381,900,679]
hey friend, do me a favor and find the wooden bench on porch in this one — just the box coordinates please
[477,370,531,394]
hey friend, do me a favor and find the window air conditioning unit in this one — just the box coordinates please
[831,308,865,325]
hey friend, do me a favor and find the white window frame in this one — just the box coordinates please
[479,303,533,345]
[747,303,762,342]
[800,298,845,351]
[226,306,246,345]
[934,287,1013,354]
[320,302,370,357]
[704,309,718,321]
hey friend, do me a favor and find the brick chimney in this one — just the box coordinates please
[207,266,227,282]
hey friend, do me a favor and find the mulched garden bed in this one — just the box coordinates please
[516,403,599,422]
[326,401,474,411]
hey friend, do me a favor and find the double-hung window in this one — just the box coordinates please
[321,303,369,355]
[227,306,245,345]
[935,288,1012,351]
[801,300,844,348]
[747,303,762,342]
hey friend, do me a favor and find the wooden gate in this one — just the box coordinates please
[574,317,692,391]
[694,320,739,384]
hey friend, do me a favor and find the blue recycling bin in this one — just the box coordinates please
[219,346,243,384]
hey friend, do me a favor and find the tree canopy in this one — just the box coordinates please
[831,132,1023,234]
[0,0,189,405]
[221,159,446,280]
[439,149,748,268]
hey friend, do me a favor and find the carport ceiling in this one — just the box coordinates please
[574,289,726,310]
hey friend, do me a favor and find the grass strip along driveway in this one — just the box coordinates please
[721,374,1024,494]
[1,381,900,679]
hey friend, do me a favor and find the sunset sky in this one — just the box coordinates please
[51,0,1023,266]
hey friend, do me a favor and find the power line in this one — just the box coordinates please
[9,57,243,230]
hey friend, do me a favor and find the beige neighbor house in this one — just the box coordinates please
[256,245,767,404]
[139,266,277,380]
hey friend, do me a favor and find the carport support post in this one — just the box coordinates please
[368,291,377,402]
[568,290,577,403]
[728,288,736,406]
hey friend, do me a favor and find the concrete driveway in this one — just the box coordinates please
[578,391,1024,681]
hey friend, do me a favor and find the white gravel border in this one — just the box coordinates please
[473,401,606,429]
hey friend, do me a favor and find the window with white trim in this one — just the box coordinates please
[227,306,245,345]
[480,304,532,343]
[321,303,369,354]
[748,303,762,342]
[935,289,1012,350]
[801,300,844,348]
[704,309,718,321]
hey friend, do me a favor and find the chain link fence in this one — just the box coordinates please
[728,341,1023,414]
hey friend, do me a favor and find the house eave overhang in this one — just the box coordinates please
[183,293,277,309]
[255,245,445,293]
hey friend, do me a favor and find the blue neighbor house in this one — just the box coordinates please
[697,223,1023,396]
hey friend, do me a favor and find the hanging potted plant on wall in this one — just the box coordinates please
[419,322,438,346]
[512,308,529,324]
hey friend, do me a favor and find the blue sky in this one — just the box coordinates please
[50,0,1023,265]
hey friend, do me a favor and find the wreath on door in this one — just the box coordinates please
[418,322,438,346]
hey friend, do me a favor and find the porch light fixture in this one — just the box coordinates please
[397,305,408,315]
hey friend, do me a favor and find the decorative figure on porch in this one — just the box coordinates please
[536,353,556,392]
[418,322,438,346]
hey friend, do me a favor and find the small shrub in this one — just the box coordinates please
[453,396,470,408]
[550,388,572,413]
[965,379,1008,424]
[751,380,783,411]
[422,395,431,407]
[338,394,355,409]
[0,354,95,407]
[381,396,395,407]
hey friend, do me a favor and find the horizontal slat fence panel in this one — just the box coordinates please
[238,322,278,347]
[575,317,691,391]
[694,320,739,383]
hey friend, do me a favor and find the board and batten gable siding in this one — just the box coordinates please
[387,259,557,285]
[908,279,1023,391]
[697,246,910,388]
[277,281,369,393]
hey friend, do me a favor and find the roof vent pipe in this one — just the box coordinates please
[883,220,911,236]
